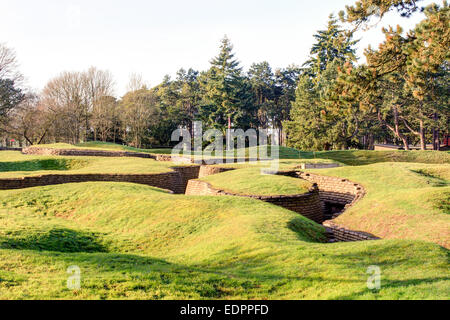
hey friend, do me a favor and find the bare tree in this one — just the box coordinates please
[91,95,119,142]
[0,43,23,84]
[40,68,115,144]
[2,93,52,145]
[41,71,85,144]
[120,88,157,148]
[82,67,115,140]
[126,73,147,92]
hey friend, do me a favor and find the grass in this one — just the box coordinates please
[196,160,449,247]
[306,162,450,248]
[0,151,186,178]
[300,149,450,165]
[28,142,173,155]
[0,145,449,299]
[0,182,448,299]
[201,167,312,196]
[28,142,450,165]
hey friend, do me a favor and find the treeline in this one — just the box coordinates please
[0,0,448,150]
[1,37,299,148]
[286,0,449,151]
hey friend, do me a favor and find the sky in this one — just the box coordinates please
[1,0,437,96]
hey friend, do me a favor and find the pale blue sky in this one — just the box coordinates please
[2,0,435,95]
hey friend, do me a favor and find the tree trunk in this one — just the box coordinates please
[419,120,426,150]
[432,113,440,150]
[393,106,409,150]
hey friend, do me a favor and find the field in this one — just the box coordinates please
[0,151,181,178]
[0,144,448,299]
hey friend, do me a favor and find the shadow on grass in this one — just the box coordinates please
[333,276,450,300]
[0,159,87,172]
[4,239,449,299]
[0,228,109,253]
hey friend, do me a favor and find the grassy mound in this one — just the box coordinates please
[0,151,182,178]
[28,142,173,155]
[201,167,312,196]
[198,161,449,248]
[302,150,450,165]
[307,162,450,248]
[28,143,450,165]
[0,182,448,299]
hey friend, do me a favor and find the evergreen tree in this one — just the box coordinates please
[199,36,255,131]
[304,14,358,75]
[337,1,449,150]
[285,15,359,150]
[340,0,423,26]
[248,61,276,128]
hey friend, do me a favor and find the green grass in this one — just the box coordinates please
[28,142,450,165]
[0,145,449,299]
[306,162,450,248]
[0,182,448,299]
[301,150,450,165]
[0,151,186,178]
[201,167,312,196]
[197,161,449,247]
[28,142,173,155]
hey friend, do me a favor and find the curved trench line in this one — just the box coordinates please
[21,147,268,164]
[5,148,380,243]
[188,166,380,243]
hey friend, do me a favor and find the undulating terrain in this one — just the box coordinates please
[0,143,448,299]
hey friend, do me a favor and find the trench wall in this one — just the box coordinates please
[185,179,323,223]
[291,171,378,241]
[0,166,200,194]
[191,168,379,242]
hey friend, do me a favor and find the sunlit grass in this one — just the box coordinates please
[0,182,448,299]
[0,151,183,178]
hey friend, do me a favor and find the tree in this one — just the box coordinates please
[0,43,23,85]
[2,93,52,145]
[304,14,358,75]
[82,67,115,141]
[41,71,85,144]
[199,36,255,131]
[286,15,359,150]
[248,61,276,128]
[0,79,24,119]
[337,2,449,150]
[273,66,303,145]
[0,44,24,123]
[41,68,115,144]
[340,0,423,27]
[91,95,119,142]
[120,88,158,148]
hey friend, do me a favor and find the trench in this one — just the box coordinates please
[4,148,380,243]
[185,166,380,243]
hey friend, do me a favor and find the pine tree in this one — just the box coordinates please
[340,0,423,26]
[285,16,359,150]
[338,1,449,150]
[248,61,275,128]
[199,36,255,131]
[304,14,358,75]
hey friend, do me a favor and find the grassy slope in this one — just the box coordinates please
[0,151,180,178]
[28,142,173,155]
[0,182,448,300]
[201,167,312,196]
[308,163,450,248]
[29,142,450,164]
[301,149,450,165]
[199,161,449,247]
[0,146,448,299]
